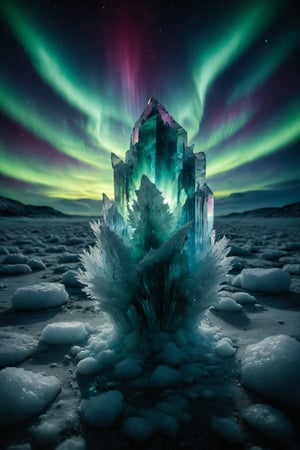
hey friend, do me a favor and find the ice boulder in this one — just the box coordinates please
[77,357,101,375]
[232,292,257,304]
[62,270,83,287]
[114,357,144,380]
[1,264,32,275]
[27,258,46,270]
[41,322,89,345]
[0,331,37,368]
[215,338,236,357]
[80,390,124,427]
[3,253,28,264]
[210,416,243,444]
[240,335,300,408]
[0,367,60,427]
[214,297,242,312]
[59,253,79,263]
[124,410,179,441]
[233,268,290,293]
[283,264,300,275]
[150,365,182,388]
[11,282,68,310]
[33,420,61,445]
[243,403,294,445]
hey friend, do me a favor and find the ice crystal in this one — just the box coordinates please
[78,97,231,335]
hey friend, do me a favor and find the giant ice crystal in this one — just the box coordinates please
[78,98,230,334]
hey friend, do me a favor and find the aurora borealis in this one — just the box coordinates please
[0,0,299,214]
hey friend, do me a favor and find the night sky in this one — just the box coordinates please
[0,0,300,213]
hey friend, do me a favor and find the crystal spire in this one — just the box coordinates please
[107,97,214,257]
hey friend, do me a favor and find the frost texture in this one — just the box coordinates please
[78,98,231,336]
[78,213,231,334]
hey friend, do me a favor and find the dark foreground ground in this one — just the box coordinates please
[0,217,299,450]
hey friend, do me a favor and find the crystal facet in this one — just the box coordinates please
[105,97,214,258]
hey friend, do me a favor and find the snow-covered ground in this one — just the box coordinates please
[0,217,300,450]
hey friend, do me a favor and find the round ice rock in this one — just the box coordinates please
[41,322,89,345]
[150,365,182,388]
[0,331,37,368]
[11,282,68,310]
[59,253,79,263]
[124,416,155,441]
[211,416,243,444]
[1,264,32,275]
[243,403,294,445]
[215,338,236,357]
[3,253,28,264]
[77,357,101,375]
[0,367,60,427]
[214,297,242,312]
[283,264,300,275]
[124,412,179,441]
[232,292,257,304]
[33,420,61,445]
[62,270,83,287]
[114,357,143,380]
[80,390,124,427]
[27,258,46,270]
[240,335,300,408]
[233,268,290,293]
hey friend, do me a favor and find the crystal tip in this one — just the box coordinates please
[147,96,160,106]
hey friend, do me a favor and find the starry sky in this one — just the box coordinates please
[0,0,300,214]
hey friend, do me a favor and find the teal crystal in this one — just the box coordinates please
[105,97,214,258]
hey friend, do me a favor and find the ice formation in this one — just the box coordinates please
[78,97,231,335]
[76,98,233,439]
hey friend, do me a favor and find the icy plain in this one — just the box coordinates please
[0,216,299,450]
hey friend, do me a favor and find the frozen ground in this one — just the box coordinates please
[0,217,299,450]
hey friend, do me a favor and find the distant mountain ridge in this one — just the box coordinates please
[221,202,300,218]
[0,196,68,217]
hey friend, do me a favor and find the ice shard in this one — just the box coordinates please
[106,97,214,258]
